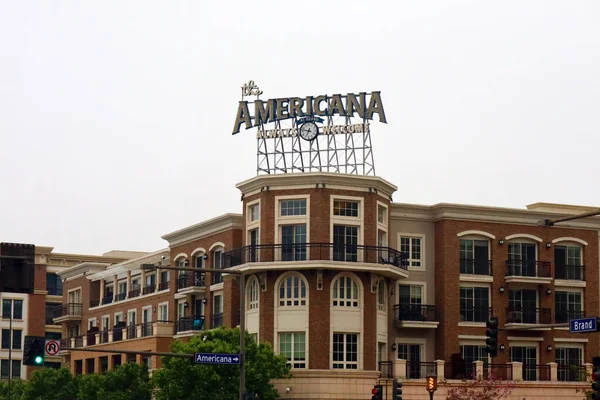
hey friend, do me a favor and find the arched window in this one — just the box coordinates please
[377,279,386,311]
[247,278,259,310]
[278,274,307,307]
[332,275,359,307]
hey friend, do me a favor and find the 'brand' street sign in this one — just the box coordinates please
[194,353,240,365]
[570,317,598,333]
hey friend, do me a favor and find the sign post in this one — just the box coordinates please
[569,317,598,333]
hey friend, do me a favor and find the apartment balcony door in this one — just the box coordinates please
[398,344,422,379]
[508,243,537,276]
[333,225,358,262]
[510,346,537,380]
[142,307,152,337]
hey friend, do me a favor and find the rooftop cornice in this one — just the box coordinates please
[161,213,243,247]
[57,262,112,280]
[86,248,170,281]
[235,172,398,197]
[391,202,600,229]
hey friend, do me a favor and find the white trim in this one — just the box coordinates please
[554,338,588,343]
[507,336,544,342]
[330,195,365,250]
[505,234,543,243]
[209,242,225,252]
[458,335,487,340]
[396,280,427,305]
[552,237,588,246]
[457,230,495,239]
[396,233,426,271]
[393,337,427,362]
[173,253,188,261]
[191,248,207,257]
[274,194,311,261]
[114,312,123,325]
[458,322,486,328]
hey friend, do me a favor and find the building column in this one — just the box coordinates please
[394,359,407,378]
[435,360,445,380]
[511,362,523,381]
[126,271,132,298]
[113,274,118,301]
[586,363,594,382]
[548,362,558,381]
[474,360,483,378]
[100,279,105,303]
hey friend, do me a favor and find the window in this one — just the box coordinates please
[249,204,260,221]
[281,224,306,261]
[212,250,223,285]
[177,301,185,320]
[400,237,422,268]
[2,299,23,319]
[555,291,583,323]
[333,225,358,262]
[213,294,223,328]
[248,279,259,310]
[1,329,21,349]
[377,280,386,311]
[118,282,127,295]
[161,271,170,283]
[397,343,422,378]
[461,345,488,368]
[555,245,584,280]
[279,275,307,307]
[333,333,358,369]
[249,229,259,262]
[556,347,583,381]
[279,332,306,368]
[399,285,422,304]
[459,239,490,275]
[460,287,489,322]
[333,200,359,217]
[510,346,537,381]
[280,199,307,216]
[377,205,386,224]
[46,273,63,296]
[45,302,60,325]
[158,303,168,322]
[332,276,359,307]
[508,242,537,276]
[508,289,537,323]
[45,331,62,341]
[0,360,20,379]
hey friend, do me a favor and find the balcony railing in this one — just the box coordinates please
[158,281,170,291]
[378,361,393,378]
[394,304,436,322]
[505,260,551,278]
[558,365,587,382]
[459,306,492,323]
[53,303,82,319]
[460,259,492,275]
[506,307,552,324]
[176,316,205,333]
[129,288,141,298]
[142,284,156,295]
[115,292,126,302]
[483,364,513,380]
[177,272,206,290]
[555,309,584,323]
[223,243,408,271]
[555,264,585,280]
[211,313,223,328]
[406,361,437,379]
[523,364,551,381]
[101,295,113,305]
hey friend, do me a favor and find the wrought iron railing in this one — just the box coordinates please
[555,264,585,280]
[506,307,552,324]
[177,272,206,290]
[115,292,126,302]
[101,295,113,305]
[142,284,156,295]
[483,364,513,380]
[406,361,437,379]
[53,303,82,318]
[522,364,550,381]
[394,304,436,322]
[378,361,393,378]
[158,281,170,291]
[557,365,587,382]
[176,316,205,333]
[459,306,492,323]
[223,243,408,270]
[555,309,584,324]
[505,260,551,278]
[460,259,492,275]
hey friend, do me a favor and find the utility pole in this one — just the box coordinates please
[544,209,600,226]
[143,262,247,400]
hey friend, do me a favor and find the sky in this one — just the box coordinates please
[0,1,599,255]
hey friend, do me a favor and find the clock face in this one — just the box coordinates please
[299,122,319,141]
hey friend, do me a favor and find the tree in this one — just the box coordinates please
[0,380,25,400]
[77,363,153,400]
[152,327,291,400]
[20,367,79,400]
[445,372,515,400]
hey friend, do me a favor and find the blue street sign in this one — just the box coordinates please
[570,317,598,333]
[194,352,241,365]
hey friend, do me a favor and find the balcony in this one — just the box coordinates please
[459,306,492,324]
[505,260,552,284]
[101,295,113,305]
[177,272,206,294]
[158,280,170,291]
[129,288,141,299]
[394,304,438,329]
[506,307,551,327]
[115,292,126,302]
[142,284,156,295]
[555,264,585,282]
[176,316,205,333]
[222,243,408,277]
[555,309,584,324]
[53,303,82,323]
[460,259,492,276]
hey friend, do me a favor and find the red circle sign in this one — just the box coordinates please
[45,340,59,356]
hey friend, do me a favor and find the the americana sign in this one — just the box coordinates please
[232,91,387,135]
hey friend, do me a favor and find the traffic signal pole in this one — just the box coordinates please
[8,307,12,400]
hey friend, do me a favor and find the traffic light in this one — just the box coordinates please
[485,316,499,357]
[392,379,403,400]
[23,335,45,366]
[371,384,383,400]
[426,376,437,393]
[591,371,600,399]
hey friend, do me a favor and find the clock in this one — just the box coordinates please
[299,121,319,141]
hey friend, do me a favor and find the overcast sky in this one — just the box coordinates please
[1,1,599,255]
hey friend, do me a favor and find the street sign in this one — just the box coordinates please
[194,352,240,365]
[570,317,598,333]
[45,339,60,356]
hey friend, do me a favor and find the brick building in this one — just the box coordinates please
[35,171,600,398]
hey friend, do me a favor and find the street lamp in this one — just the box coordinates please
[143,261,247,400]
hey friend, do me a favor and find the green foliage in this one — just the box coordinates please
[0,380,25,400]
[21,367,79,400]
[152,327,291,400]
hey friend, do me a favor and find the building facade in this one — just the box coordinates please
[43,172,600,399]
